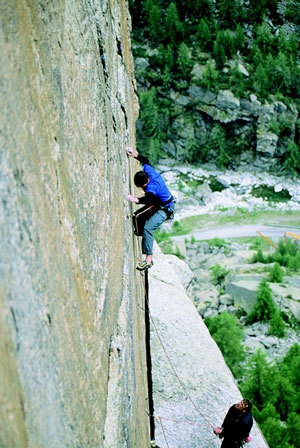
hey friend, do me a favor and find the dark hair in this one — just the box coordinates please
[134,171,149,188]
[243,399,253,411]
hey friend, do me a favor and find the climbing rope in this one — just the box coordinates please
[157,416,170,448]
[127,152,215,447]
[156,415,212,429]
[143,270,214,430]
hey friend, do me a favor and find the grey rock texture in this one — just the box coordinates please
[149,246,269,448]
[1,1,150,447]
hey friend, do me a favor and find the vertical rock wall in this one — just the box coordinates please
[0,1,149,447]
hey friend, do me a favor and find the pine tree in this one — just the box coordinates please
[284,141,300,173]
[202,61,218,91]
[177,42,192,78]
[205,312,245,377]
[213,39,226,70]
[271,52,292,94]
[260,417,284,447]
[246,279,276,324]
[235,23,245,53]
[286,413,300,448]
[229,62,247,98]
[163,2,184,46]
[197,18,213,52]
[274,376,296,418]
[252,62,270,100]
[254,22,275,55]
[240,349,279,410]
[248,0,269,23]
[268,308,286,338]
[208,124,230,169]
[269,262,283,283]
[164,44,175,72]
[148,3,162,41]
[281,343,300,387]
[218,0,240,29]
[222,30,236,58]
[139,88,159,137]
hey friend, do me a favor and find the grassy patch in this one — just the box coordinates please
[177,210,299,236]
[159,209,299,239]
[251,185,291,202]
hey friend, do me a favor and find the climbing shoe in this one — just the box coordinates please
[136,260,153,271]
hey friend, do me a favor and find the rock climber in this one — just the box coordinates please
[126,146,175,271]
[213,399,253,448]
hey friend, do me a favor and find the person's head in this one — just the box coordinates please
[134,171,150,189]
[236,399,252,413]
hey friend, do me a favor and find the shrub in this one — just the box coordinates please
[269,262,284,282]
[209,263,229,286]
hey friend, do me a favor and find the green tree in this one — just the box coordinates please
[222,30,236,58]
[255,402,280,424]
[202,61,218,91]
[145,137,161,165]
[164,44,175,72]
[235,23,245,52]
[197,18,213,52]
[229,62,247,98]
[213,39,226,70]
[268,308,286,338]
[270,52,292,94]
[286,412,300,448]
[177,0,214,22]
[284,141,300,173]
[254,22,275,55]
[285,0,300,24]
[248,0,269,23]
[252,62,270,99]
[139,87,159,137]
[281,343,300,388]
[260,417,284,447]
[205,313,245,377]
[274,376,296,419]
[218,0,238,28]
[208,124,230,169]
[148,3,162,41]
[246,279,276,324]
[163,2,184,46]
[252,248,265,263]
[240,349,279,409]
[216,143,231,169]
[177,42,192,78]
[269,262,283,283]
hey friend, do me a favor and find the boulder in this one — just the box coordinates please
[165,254,194,289]
[216,89,240,111]
[256,131,279,157]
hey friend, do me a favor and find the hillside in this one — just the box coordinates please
[129,0,300,172]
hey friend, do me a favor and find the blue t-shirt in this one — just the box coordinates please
[143,163,172,204]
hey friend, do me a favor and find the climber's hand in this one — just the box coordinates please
[127,193,139,204]
[126,147,138,158]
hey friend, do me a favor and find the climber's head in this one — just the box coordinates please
[134,171,150,189]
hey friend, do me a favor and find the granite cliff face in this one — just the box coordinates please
[0,2,272,448]
[0,1,149,447]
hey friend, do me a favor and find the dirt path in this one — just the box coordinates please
[172,225,300,242]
